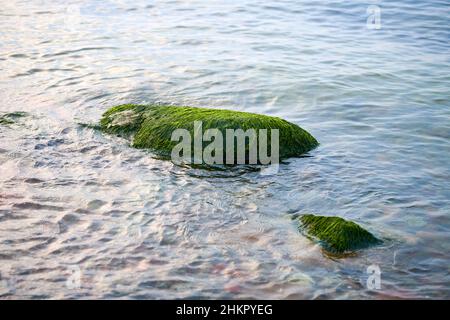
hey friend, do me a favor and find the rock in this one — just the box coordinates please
[298,214,381,253]
[100,104,318,163]
[0,111,28,126]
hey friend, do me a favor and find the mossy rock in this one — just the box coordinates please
[0,111,28,126]
[298,214,381,253]
[100,104,318,163]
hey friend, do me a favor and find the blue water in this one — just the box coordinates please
[0,0,449,299]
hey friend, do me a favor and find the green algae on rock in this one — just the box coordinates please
[100,104,318,163]
[298,214,381,253]
[0,111,28,126]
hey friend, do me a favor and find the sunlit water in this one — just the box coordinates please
[0,0,449,299]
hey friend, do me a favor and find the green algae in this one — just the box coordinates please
[100,104,318,162]
[298,214,381,253]
[0,111,28,126]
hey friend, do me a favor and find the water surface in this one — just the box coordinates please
[0,0,449,299]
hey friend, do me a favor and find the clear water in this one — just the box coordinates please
[0,0,449,299]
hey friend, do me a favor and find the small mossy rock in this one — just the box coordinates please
[0,111,28,126]
[298,214,381,253]
[100,104,318,162]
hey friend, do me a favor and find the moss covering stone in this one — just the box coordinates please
[298,214,381,253]
[100,104,318,162]
[0,111,28,126]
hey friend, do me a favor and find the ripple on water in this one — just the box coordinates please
[0,0,449,299]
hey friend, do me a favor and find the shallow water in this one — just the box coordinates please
[0,0,449,299]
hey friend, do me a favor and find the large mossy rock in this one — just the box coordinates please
[298,214,381,253]
[100,104,318,162]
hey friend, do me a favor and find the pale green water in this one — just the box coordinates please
[0,0,449,299]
